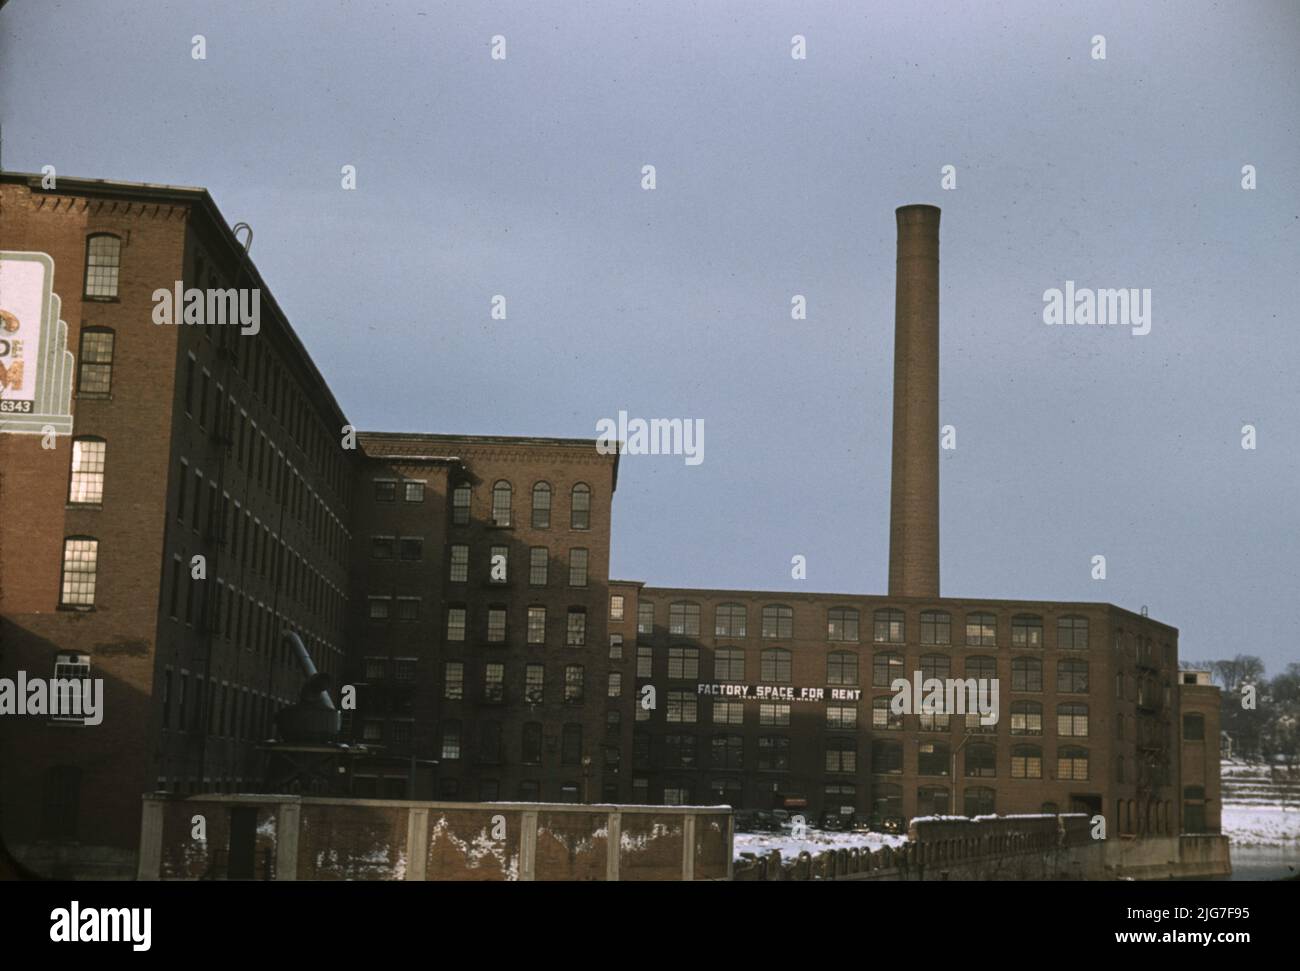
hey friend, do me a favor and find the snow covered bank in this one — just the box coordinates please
[734,829,907,860]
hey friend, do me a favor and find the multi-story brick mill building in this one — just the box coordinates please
[0,173,1219,879]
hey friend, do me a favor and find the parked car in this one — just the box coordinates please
[849,812,875,833]
[819,811,847,831]
[770,809,792,832]
[751,810,781,833]
[733,811,757,833]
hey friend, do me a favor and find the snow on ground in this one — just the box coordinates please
[735,829,907,860]
[1221,805,1300,847]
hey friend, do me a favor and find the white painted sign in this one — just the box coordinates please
[0,252,74,435]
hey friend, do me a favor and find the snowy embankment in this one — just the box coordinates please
[734,829,907,860]
[1220,806,1300,847]
[1219,759,1300,847]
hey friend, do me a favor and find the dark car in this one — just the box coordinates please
[849,812,875,833]
[819,811,847,832]
[733,811,757,833]
[751,810,780,833]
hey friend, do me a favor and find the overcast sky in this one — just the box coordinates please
[2,0,1298,672]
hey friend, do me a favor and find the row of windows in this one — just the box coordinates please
[868,741,1093,781]
[159,666,291,741]
[437,720,588,765]
[441,660,592,705]
[439,544,590,587]
[443,605,588,646]
[376,479,593,529]
[633,602,1091,650]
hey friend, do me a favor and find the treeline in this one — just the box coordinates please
[1189,656,1300,764]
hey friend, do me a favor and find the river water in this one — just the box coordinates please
[1214,844,1300,881]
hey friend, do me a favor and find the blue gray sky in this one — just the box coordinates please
[2,1,1298,671]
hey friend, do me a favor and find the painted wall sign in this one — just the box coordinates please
[695,683,862,703]
[0,251,74,435]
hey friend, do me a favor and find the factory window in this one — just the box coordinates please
[440,721,461,760]
[632,778,649,802]
[608,633,623,660]
[1057,659,1089,693]
[919,707,950,733]
[452,483,471,524]
[365,658,386,681]
[920,653,950,682]
[1010,701,1042,736]
[966,655,996,680]
[67,437,106,505]
[606,710,621,735]
[521,723,543,763]
[827,704,858,730]
[1011,656,1042,692]
[920,610,951,646]
[636,645,653,679]
[483,663,505,702]
[714,648,745,682]
[566,608,586,646]
[663,784,692,806]
[827,651,858,686]
[637,601,655,636]
[871,740,903,775]
[76,328,115,396]
[524,663,544,705]
[83,234,121,298]
[1058,615,1089,650]
[446,607,467,642]
[373,479,397,502]
[965,743,996,778]
[760,648,792,684]
[526,606,546,644]
[715,602,747,637]
[664,734,697,769]
[1011,744,1042,779]
[758,702,789,727]
[964,787,996,817]
[757,735,790,771]
[1183,713,1205,741]
[668,646,699,680]
[50,653,91,723]
[1011,614,1044,649]
[517,780,541,801]
[666,690,697,723]
[531,482,551,528]
[609,595,624,621]
[607,672,622,698]
[669,601,701,636]
[58,537,99,608]
[712,780,744,806]
[371,536,396,559]
[1057,747,1089,781]
[449,544,469,582]
[528,547,548,586]
[489,545,508,583]
[713,700,744,726]
[395,597,419,621]
[395,659,416,682]
[965,612,996,647]
[872,696,902,731]
[570,483,591,529]
[403,480,424,503]
[486,607,506,643]
[872,783,903,826]
[825,737,856,774]
[443,662,463,700]
[827,607,859,642]
[761,604,793,639]
[568,548,589,587]
[1057,703,1089,737]
[561,723,583,765]
[873,609,905,644]
[491,481,512,526]
[916,785,949,817]
[633,730,651,768]
[564,665,585,704]
[873,652,903,688]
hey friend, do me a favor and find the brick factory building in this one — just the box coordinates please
[0,173,1219,879]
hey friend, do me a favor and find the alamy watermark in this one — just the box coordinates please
[890,671,999,725]
[0,671,104,725]
[1042,281,1150,336]
[152,282,261,335]
[596,410,704,466]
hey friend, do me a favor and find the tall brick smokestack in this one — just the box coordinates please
[888,204,941,598]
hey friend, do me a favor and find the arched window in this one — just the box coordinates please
[1057,659,1089,693]
[826,650,858,686]
[918,741,950,776]
[920,610,951,645]
[1011,745,1043,779]
[76,327,116,396]
[669,601,701,637]
[917,785,949,816]
[715,603,747,637]
[491,481,512,526]
[760,648,791,684]
[1057,703,1089,737]
[761,604,793,639]
[965,656,997,680]
[873,652,903,688]
[964,787,996,816]
[827,607,859,642]
[873,608,905,644]
[1011,614,1043,649]
[870,741,903,775]
[68,436,106,505]
[1011,656,1042,692]
[1058,615,1089,650]
[451,482,471,525]
[570,483,590,529]
[825,737,856,773]
[872,696,902,731]
[965,742,996,777]
[965,612,996,647]
[531,482,551,528]
[1010,700,1042,735]
[83,234,121,298]
[1057,746,1089,781]
[920,654,950,681]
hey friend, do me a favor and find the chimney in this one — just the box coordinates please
[888,204,941,598]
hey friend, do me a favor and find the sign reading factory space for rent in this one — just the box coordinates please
[695,683,862,703]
